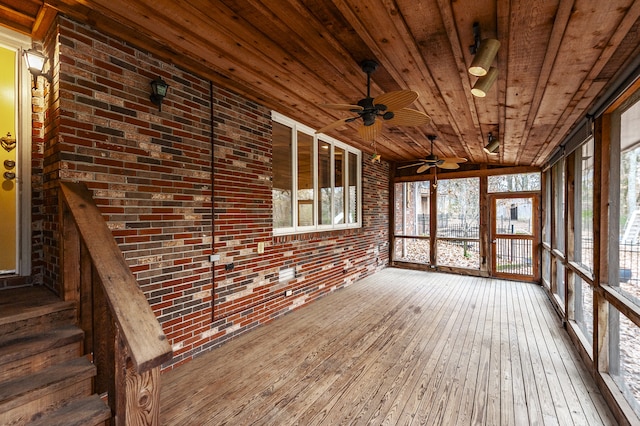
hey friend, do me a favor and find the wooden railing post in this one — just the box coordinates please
[59,181,172,424]
[61,204,81,303]
[115,329,162,425]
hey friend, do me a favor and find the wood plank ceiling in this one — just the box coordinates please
[2,0,640,167]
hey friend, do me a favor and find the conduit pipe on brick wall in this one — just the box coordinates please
[210,79,216,318]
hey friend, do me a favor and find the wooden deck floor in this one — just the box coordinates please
[160,268,615,425]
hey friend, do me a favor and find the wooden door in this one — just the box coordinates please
[490,194,539,280]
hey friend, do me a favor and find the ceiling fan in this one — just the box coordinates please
[398,135,467,173]
[316,60,431,141]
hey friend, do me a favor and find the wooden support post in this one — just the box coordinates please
[61,204,81,304]
[594,114,611,373]
[429,173,437,266]
[116,329,162,426]
[479,172,489,273]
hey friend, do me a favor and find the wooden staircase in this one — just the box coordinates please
[0,286,111,425]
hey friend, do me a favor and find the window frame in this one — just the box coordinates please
[271,111,361,235]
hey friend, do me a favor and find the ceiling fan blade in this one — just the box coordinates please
[385,108,431,126]
[373,90,418,111]
[398,162,425,169]
[438,162,460,170]
[439,157,468,164]
[417,164,432,173]
[358,120,382,141]
[320,103,364,111]
[316,117,351,134]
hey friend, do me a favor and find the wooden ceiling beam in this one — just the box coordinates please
[513,0,574,165]
[533,0,640,164]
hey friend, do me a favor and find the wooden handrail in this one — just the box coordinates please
[59,181,172,370]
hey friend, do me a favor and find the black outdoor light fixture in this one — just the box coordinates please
[483,132,500,155]
[23,47,52,89]
[150,76,169,111]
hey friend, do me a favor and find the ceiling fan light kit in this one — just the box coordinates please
[397,135,467,173]
[316,60,430,141]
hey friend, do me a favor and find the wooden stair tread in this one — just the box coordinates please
[28,394,111,426]
[0,357,96,412]
[0,286,63,319]
[0,300,75,328]
[0,325,83,365]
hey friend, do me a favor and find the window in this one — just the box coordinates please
[612,99,640,306]
[552,159,566,304]
[436,177,480,269]
[393,181,431,264]
[608,92,640,416]
[272,112,361,234]
[542,170,552,288]
[572,138,595,347]
[574,139,595,271]
[488,172,541,192]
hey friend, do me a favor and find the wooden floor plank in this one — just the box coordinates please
[499,280,516,426]
[524,284,618,426]
[396,275,478,425]
[453,277,493,425]
[159,268,616,425]
[251,273,445,425]
[421,276,486,425]
[298,271,457,425]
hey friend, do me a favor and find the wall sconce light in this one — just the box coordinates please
[471,67,498,97]
[150,76,169,111]
[23,47,52,89]
[483,132,500,154]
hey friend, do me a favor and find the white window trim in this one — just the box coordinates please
[272,111,362,235]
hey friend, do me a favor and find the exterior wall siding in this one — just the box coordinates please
[45,16,389,370]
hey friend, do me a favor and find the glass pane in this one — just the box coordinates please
[575,139,594,270]
[556,260,565,305]
[488,172,541,192]
[609,307,640,417]
[436,178,479,239]
[573,274,594,348]
[394,183,405,235]
[348,152,358,224]
[393,237,430,264]
[542,249,551,287]
[553,159,565,252]
[318,140,331,225]
[272,122,293,228]
[437,240,480,269]
[394,181,431,237]
[334,146,345,224]
[297,131,314,227]
[614,101,640,306]
[543,170,552,244]
[495,198,533,235]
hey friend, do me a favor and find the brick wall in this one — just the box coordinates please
[46,17,389,371]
